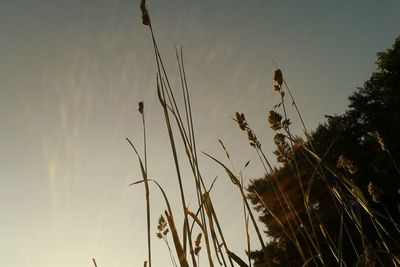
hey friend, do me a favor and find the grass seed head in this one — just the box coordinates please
[194,233,202,255]
[235,112,248,131]
[336,155,358,174]
[273,69,283,86]
[140,0,150,26]
[268,110,283,131]
[138,101,144,114]
[156,214,169,238]
[156,232,163,239]
[247,129,261,148]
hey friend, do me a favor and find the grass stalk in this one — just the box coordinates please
[126,136,151,267]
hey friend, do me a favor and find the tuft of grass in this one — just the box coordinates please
[126,1,400,267]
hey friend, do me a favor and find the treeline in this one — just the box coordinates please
[248,37,400,266]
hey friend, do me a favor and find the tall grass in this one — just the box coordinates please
[126,1,400,266]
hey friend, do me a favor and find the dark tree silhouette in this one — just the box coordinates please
[248,37,400,266]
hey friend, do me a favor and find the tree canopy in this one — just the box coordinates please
[248,36,400,266]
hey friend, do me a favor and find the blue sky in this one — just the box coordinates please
[1,1,399,266]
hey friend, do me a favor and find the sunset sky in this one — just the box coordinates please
[1,0,399,266]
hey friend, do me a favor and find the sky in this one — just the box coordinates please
[1,0,399,266]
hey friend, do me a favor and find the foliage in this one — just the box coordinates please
[247,37,400,266]
[128,1,400,266]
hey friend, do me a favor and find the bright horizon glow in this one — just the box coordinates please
[1,1,399,266]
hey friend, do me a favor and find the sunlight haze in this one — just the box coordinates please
[1,0,399,266]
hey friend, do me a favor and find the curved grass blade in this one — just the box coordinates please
[202,152,239,186]
[226,250,249,267]
[129,179,189,267]
[126,137,151,267]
